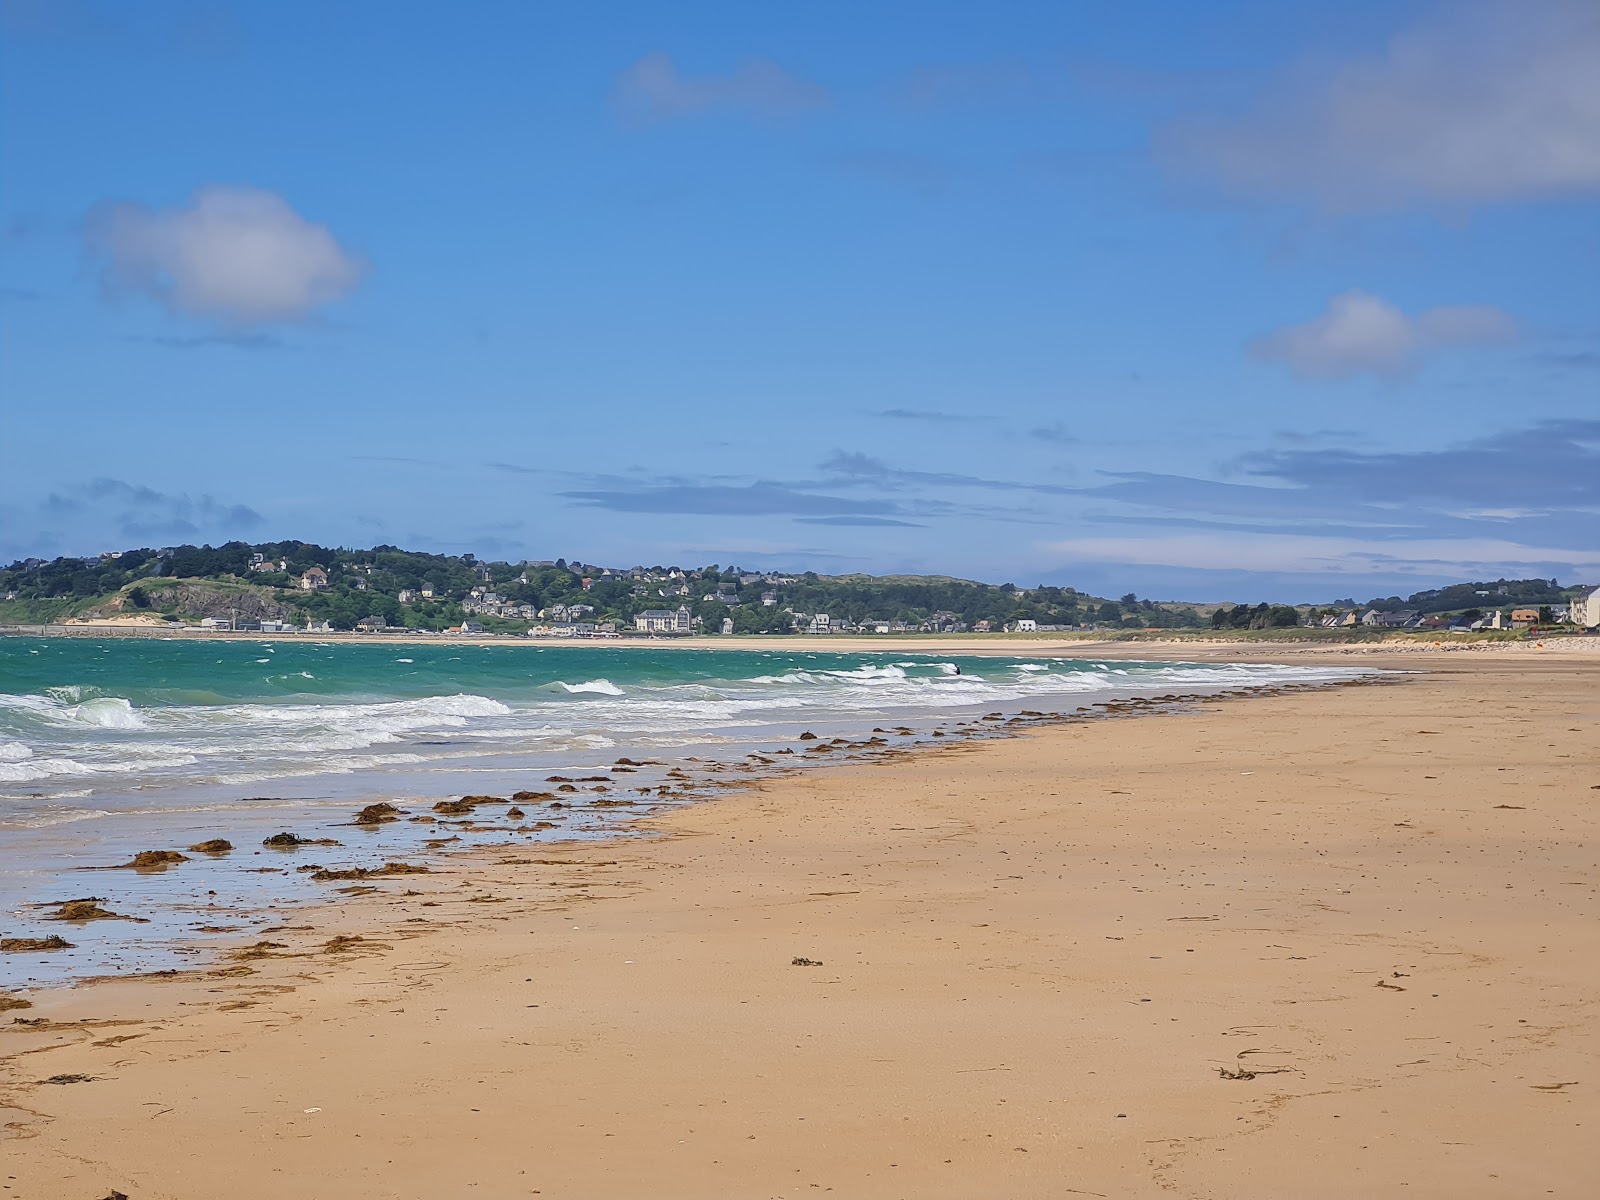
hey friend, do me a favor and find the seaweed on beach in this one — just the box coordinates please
[49,898,139,922]
[353,802,405,824]
[230,940,291,960]
[1,935,75,952]
[307,861,431,882]
[188,838,234,853]
[262,832,340,848]
[116,849,190,871]
[0,994,33,1012]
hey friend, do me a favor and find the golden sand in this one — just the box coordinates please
[3,647,1596,1197]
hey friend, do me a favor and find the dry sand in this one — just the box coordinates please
[2,648,1596,1198]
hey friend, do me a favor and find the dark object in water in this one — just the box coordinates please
[51,899,123,922]
[116,849,190,871]
[506,806,526,819]
[262,832,339,848]
[189,838,234,853]
[797,731,818,740]
[354,803,403,825]
[1,936,74,952]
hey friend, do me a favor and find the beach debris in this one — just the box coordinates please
[308,861,430,882]
[798,731,818,740]
[556,784,578,793]
[433,800,475,815]
[1,935,75,952]
[0,994,32,1012]
[230,940,291,960]
[189,838,234,853]
[1530,1081,1579,1091]
[506,806,526,819]
[512,790,556,802]
[49,898,131,922]
[323,935,388,954]
[40,1073,96,1085]
[1375,978,1407,991]
[263,832,340,848]
[96,1191,130,1200]
[354,802,403,825]
[115,849,191,871]
[791,956,824,967]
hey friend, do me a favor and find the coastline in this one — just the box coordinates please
[7,618,1594,659]
[4,649,1597,1196]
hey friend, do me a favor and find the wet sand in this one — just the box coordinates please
[3,647,1596,1197]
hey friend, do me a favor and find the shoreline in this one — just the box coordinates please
[2,667,1379,989]
[5,621,1595,659]
[4,649,1597,1196]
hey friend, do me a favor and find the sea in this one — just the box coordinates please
[1,636,1372,984]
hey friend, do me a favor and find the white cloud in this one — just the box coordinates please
[85,185,365,324]
[614,52,829,123]
[1159,0,1600,208]
[1249,290,1514,379]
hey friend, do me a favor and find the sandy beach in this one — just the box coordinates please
[3,645,1596,1198]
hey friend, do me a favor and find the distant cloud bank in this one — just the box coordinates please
[1159,0,1600,208]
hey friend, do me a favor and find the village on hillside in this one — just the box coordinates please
[1,543,1596,638]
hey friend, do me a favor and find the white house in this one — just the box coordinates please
[1570,586,1600,629]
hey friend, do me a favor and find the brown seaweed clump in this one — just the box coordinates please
[511,790,555,802]
[432,800,475,815]
[505,806,526,819]
[262,832,340,848]
[797,731,818,741]
[0,994,33,1012]
[308,861,431,883]
[1,935,75,952]
[230,940,290,961]
[353,802,403,825]
[188,838,234,854]
[50,899,124,922]
[117,849,190,871]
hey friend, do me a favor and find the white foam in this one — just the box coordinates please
[557,678,625,696]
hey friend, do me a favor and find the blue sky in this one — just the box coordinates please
[2,0,1596,601]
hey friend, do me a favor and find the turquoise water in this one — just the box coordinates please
[0,636,1371,985]
[0,637,1365,823]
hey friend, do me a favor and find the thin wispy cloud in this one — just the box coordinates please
[872,408,984,423]
[1249,290,1514,379]
[1028,423,1078,445]
[562,481,904,519]
[41,476,263,541]
[613,52,829,123]
[137,332,287,352]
